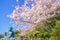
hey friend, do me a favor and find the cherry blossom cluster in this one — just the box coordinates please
[8,0,60,35]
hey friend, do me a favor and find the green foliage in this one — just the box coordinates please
[33,23,51,39]
[14,30,21,34]
[55,20,60,29]
[48,17,56,27]
[24,22,51,39]
[55,15,60,20]
[37,33,43,38]
[35,23,45,31]
[14,30,23,38]
[43,32,49,38]
[51,20,60,40]
[37,32,48,38]
[25,29,36,38]
[0,34,4,38]
[32,15,60,39]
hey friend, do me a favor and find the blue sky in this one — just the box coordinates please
[0,0,25,34]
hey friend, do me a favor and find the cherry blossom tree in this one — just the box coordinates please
[8,0,60,35]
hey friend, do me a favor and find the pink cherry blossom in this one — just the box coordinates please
[8,0,60,35]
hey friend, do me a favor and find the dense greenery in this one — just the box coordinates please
[51,20,60,40]
[14,30,23,38]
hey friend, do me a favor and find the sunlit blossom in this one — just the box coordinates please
[8,0,60,35]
